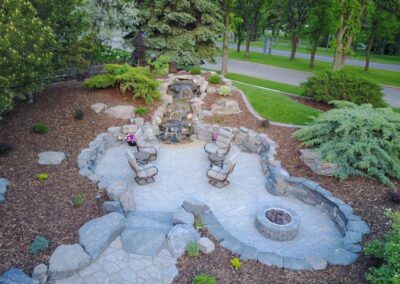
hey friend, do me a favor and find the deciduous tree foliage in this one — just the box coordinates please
[144,0,224,68]
[0,0,54,113]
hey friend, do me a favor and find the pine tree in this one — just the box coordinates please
[144,0,224,70]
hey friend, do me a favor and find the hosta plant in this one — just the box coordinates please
[217,86,232,96]
[293,101,400,186]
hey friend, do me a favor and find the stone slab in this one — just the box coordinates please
[38,151,65,165]
[258,252,284,268]
[121,229,166,256]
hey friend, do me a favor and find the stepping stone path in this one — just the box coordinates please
[38,151,65,165]
[104,105,135,120]
[91,103,107,113]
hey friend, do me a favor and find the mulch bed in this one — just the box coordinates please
[174,84,400,284]
[0,81,160,275]
[288,96,333,112]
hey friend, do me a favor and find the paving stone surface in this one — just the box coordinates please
[95,143,343,259]
[54,237,177,284]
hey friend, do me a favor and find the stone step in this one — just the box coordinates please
[127,210,174,225]
[125,215,173,234]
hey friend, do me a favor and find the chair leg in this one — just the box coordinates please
[135,176,155,185]
[208,179,229,188]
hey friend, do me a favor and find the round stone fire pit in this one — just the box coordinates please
[255,206,300,241]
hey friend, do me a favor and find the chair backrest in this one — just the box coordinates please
[126,150,142,172]
[215,129,234,149]
[224,152,239,174]
[135,128,146,147]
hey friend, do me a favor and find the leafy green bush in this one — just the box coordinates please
[149,55,170,76]
[83,74,117,90]
[208,74,221,84]
[293,102,400,186]
[135,107,148,115]
[301,70,386,107]
[94,47,131,64]
[72,194,85,208]
[30,236,49,255]
[193,273,218,284]
[83,64,161,105]
[364,209,400,283]
[217,86,232,96]
[32,123,48,134]
[190,66,201,75]
[186,241,200,257]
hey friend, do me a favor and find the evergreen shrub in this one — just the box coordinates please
[293,101,400,185]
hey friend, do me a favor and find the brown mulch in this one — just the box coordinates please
[174,85,400,284]
[289,96,333,112]
[0,81,160,275]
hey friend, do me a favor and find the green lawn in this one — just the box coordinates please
[228,50,400,88]
[226,73,304,96]
[234,81,320,125]
[223,39,400,65]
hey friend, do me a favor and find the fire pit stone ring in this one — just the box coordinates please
[255,205,300,241]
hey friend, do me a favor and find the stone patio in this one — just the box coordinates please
[95,142,343,260]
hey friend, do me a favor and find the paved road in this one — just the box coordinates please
[219,42,400,72]
[203,58,400,107]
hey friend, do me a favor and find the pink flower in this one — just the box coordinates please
[126,134,136,143]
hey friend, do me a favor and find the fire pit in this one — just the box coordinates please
[255,206,300,241]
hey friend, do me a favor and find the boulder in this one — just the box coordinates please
[122,124,138,134]
[106,181,135,212]
[121,229,166,256]
[173,207,194,225]
[130,117,145,127]
[0,268,33,284]
[300,149,340,176]
[198,237,215,254]
[211,99,241,115]
[91,103,107,113]
[105,105,135,120]
[182,198,207,215]
[38,151,65,165]
[102,201,124,214]
[167,224,200,257]
[79,212,125,259]
[306,256,327,270]
[125,215,172,233]
[48,244,91,280]
[0,178,9,195]
[32,263,48,284]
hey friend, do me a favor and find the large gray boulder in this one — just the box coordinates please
[38,151,65,165]
[0,268,33,284]
[121,229,166,256]
[125,215,172,233]
[211,99,241,115]
[0,178,9,195]
[167,224,200,257]
[300,149,340,176]
[173,207,194,225]
[79,212,125,259]
[105,105,135,120]
[182,198,207,215]
[48,244,91,280]
[32,263,48,284]
[106,181,135,212]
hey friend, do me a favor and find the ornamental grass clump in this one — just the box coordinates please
[293,101,400,186]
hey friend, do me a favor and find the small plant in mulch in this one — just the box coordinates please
[214,115,222,124]
[186,241,200,257]
[217,86,232,96]
[135,107,148,116]
[32,122,48,134]
[72,194,85,208]
[192,273,218,284]
[190,66,201,75]
[208,74,221,85]
[37,173,49,181]
[73,108,85,120]
[0,143,12,155]
[30,236,49,255]
[230,257,241,271]
[260,119,270,128]
[195,215,204,230]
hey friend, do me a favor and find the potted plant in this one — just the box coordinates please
[126,134,137,146]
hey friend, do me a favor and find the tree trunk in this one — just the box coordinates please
[168,61,177,73]
[244,29,251,58]
[309,40,318,68]
[340,34,352,66]
[333,25,346,70]
[290,34,299,60]
[221,29,229,75]
[132,32,146,66]
[364,33,374,71]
